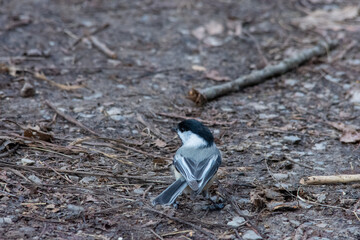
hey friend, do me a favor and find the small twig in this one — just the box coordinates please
[161,230,194,237]
[137,114,168,141]
[189,40,338,105]
[89,36,117,59]
[157,112,236,126]
[6,168,31,183]
[28,146,74,159]
[39,160,73,184]
[45,100,100,137]
[34,71,85,91]
[285,155,313,169]
[143,185,153,200]
[149,229,164,240]
[243,30,269,66]
[332,40,357,62]
[144,207,217,240]
[0,143,19,158]
[300,174,360,185]
[71,23,110,48]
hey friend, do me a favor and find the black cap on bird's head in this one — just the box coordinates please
[176,119,214,145]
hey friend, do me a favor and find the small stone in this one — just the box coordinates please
[21,158,35,165]
[272,173,289,181]
[133,188,144,195]
[78,113,95,118]
[80,176,96,184]
[19,226,35,235]
[284,79,298,86]
[203,36,223,47]
[324,74,341,83]
[259,113,278,119]
[67,204,84,214]
[303,82,315,90]
[20,81,35,97]
[110,115,125,121]
[68,175,79,182]
[73,107,85,113]
[248,102,268,110]
[289,220,301,227]
[116,84,127,89]
[28,175,42,184]
[84,92,103,100]
[312,142,327,151]
[107,107,122,115]
[294,92,305,97]
[221,106,234,112]
[347,59,360,65]
[25,48,42,57]
[0,217,13,225]
[227,216,245,227]
[283,135,301,144]
[242,230,262,240]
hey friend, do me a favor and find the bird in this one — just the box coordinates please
[152,119,222,206]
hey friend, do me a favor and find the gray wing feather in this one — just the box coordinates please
[174,153,221,194]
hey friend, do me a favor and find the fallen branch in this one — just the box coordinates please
[188,40,338,105]
[300,174,360,185]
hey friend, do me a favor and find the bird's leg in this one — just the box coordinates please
[202,190,225,210]
[172,201,180,209]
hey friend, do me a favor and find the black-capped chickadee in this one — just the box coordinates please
[152,119,222,206]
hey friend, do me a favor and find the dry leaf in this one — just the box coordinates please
[205,70,230,82]
[328,122,358,132]
[328,121,360,143]
[204,20,224,35]
[154,139,166,148]
[24,126,53,142]
[202,36,224,47]
[294,6,359,31]
[340,131,360,143]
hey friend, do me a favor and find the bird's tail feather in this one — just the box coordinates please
[152,178,187,205]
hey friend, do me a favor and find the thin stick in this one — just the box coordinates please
[45,100,100,137]
[89,36,117,59]
[285,156,313,169]
[144,207,217,240]
[157,112,236,126]
[71,23,110,48]
[300,174,360,185]
[188,40,338,105]
[0,161,170,184]
[243,30,269,66]
[149,229,164,240]
[39,160,73,184]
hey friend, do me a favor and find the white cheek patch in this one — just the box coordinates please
[177,130,207,148]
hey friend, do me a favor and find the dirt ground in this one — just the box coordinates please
[1,0,360,239]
